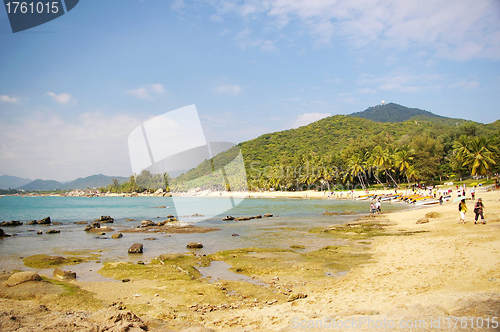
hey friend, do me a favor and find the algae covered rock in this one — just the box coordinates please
[111,233,123,239]
[53,268,76,280]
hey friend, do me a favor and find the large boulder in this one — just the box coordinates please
[263,213,273,218]
[46,229,61,234]
[187,242,203,249]
[37,217,51,225]
[128,243,143,254]
[111,233,123,239]
[54,268,76,280]
[0,229,11,237]
[222,216,235,221]
[5,271,42,287]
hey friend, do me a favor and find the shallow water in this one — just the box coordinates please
[0,196,412,281]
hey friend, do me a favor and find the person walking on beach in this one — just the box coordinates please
[474,198,485,224]
[458,199,467,224]
[370,203,376,214]
[376,199,381,214]
[471,186,476,200]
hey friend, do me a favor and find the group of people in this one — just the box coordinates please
[458,198,485,224]
[370,200,382,214]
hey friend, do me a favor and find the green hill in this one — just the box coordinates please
[169,104,499,191]
[350,102,465,125]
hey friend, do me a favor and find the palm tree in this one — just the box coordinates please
[461,136,497,177]
[395,148,414,185]
[371,146,398,187]
[347,153,367,189]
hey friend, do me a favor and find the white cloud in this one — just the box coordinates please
[46,92,75,105]
[0,95,18,104]
[235,28,277,51]
[0,111,144,181]
[450,80,480,90]
[206,0,500,60]
[170,0,186,12]
[127,84,165,100]
[358,72,443,92]
[292,112,331,128]
[212,84,242,95]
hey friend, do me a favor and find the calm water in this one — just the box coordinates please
[0,196,411,280]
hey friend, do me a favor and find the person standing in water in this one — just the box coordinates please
[458,199,468,224]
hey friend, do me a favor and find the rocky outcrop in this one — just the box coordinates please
[223,216,235,221]
[6,271,42,287]
[0,220,23,227]
[264,213,273,218]
[128,243,143,254]
[53,268,76,280]
[46,229,61,234]
[38,217,51,225]
[416,218,430,224]
[85,222,114,232]
[111,233,123,239]
[74,221,88,224]
[0,229,11,237]
[141,220,156,227]
[187,242,203,249]
[95,216,114,223]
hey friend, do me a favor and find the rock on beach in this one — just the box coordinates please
[6,271,42,287]
[53,268,76,280]
[187,242,203,249]
[128,243,143,254]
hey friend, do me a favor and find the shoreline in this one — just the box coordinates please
[1,189,499,331]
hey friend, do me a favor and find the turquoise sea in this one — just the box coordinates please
[0,196,411,281]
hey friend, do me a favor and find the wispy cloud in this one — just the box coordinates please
[0,95,18,104]
[205,0,500,60]
[127,84,165,100]
[450,80,480,90]
[0,111,144,181]
[46,92,76,105]
[212,84,242,95]
[170,0,186,12]
[358,72,443,93]
[235,28,277,52]
[292,112,331,128]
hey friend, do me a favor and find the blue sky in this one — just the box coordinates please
[1,0,499,181]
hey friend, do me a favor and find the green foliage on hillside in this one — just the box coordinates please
[114,109,500,193]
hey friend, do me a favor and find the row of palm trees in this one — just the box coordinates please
[247,135,498,191]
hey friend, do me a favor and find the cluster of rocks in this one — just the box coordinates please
[223,213,273,221]
[139,217,177,227]
[188,299,279,314]
[0,229,11,237]
[0,220,23,227]
[94,215,114,223]
[84,222,114,233]
[27,217,51,225]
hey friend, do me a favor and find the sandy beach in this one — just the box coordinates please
[1,188,499,331]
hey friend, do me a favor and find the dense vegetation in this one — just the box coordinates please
[101,105,500,193]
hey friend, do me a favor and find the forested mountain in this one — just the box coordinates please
[350,102,466,125]
[166,106,499,191]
